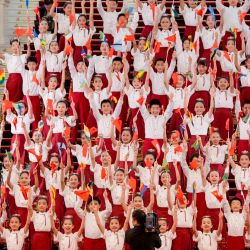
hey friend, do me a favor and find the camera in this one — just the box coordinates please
[145,212,159,233]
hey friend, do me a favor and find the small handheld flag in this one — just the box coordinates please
[112,118,122,133]
[74,190,90,202]
[211,190,223,202]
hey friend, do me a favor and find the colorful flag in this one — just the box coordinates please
[112,118,122,133]
[57,142,66,157]
[139,183,148,197]
[47,99,54,115]
[191,139,200,151]
[174,144,183,154]
[0,184,6,203]
[211,190,223,202]
[196,7,204,16]
[2,100,13,113]
[64,45,74,56]
[129,177,137,194]
[81,48,86,57]
[171,5,179,17]
[208,5,216,21]
[110,95,118,103]
[89,127,97,136]
[82,143,88,158]
[165,34,176,44]
[0,69,5,84]
[163,159,169,172]
[240,12,247,23]
[229,140,236,156]
[83,124,91,139]
[85,36,92,51]
[69,14,75,25]
[108,48,114,58]
[124,34,135,44]
[172,72,178,87]
[80,163,86,170]
[87,182,94,197]
[63,122,71,140]
[74,190,90,201]
[15,27,26,38]
[222,172,229,181]
[154,40,161,53]
[176,185,185,205]
[50,185,56,203]
[151,139,161,159]
[136,97,144,106]
[136,71,145,79]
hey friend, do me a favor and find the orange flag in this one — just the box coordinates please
[112,118,122,133]
[69,14,75,25]
[145,159,152,168]
[50,163,57,177]
[240,12,247,23]
[165,34,176,44]
[172,72,178,87]
[64,45,74,56]
[47,99,54,115]
[124,34,135,44]
[85,36,92,51]
[2,100,13,113]
[151,139,161,159]
[80,163,86,170]
[129,177,137,194]
[223,51,231,62]
[101,167,106,179]
[27,148,42,162]
[20,185,30,200]
[136,97,144,106]
[225,118,230,131]
[196,7,204,16]
[211,190,223,202]
[193,40,198,53]
[174,144,183,154]
[190,158,198,170]
[63,122,71,140]
[108,48,114,58]
[154,41,161,53]
[229,140,236,156]
[176,185,185,205]
[74,190,90,202]
[89,127,98,135]
[82,143,88,158]
[15,27,26,38]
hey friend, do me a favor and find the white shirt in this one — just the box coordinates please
[179,4,207,26]
[156,231,176,250]
[87,88,111,110]
[47,116,76,134]
[138,3,166,26]
[167,86,188,109]
[25,141,51,163]
[205,144,228,164]
[184,113,213,136]
[214,88,235,109]
[193,74,211,91]
[71,25,96,46]
[3,53,26,73]
[239,66,250,87]
[155,184,175,208]
[104,229,125,250]
[34,33,54,51]
[2,228,28,250]
[193,231,222,250]
[140,102,173,139]
[57,13,79,34]
[43,168,62,190]
[110,71,125,92]
[31,211,51,232]
[162,143,184,163]
[110,183,129,205]
[44,51,65,72]
[199,27,222,50]
[176,50,198,75]
[56,232,82,250]
[169,206,194,228]
[97,0,128,34]
[231,165,250,190]
[2,166,21,188]
[113,142,137,162]
[131,49,154,72]
[155,30,176,48]
[6,113,34,134]
[137,165,160,187]
[61,186,83,208]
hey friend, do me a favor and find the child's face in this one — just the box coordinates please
[245,59,250,69]
[108,0,118,11]
[160,172,171,185]
[201,217,213,232]
[210,132,220,145]
[62,219,74,233]
[242,103,250,116]
[76,61,86,72]
[118,16,127,28]
[231,200,242,212]
[88,200,101,212]
[194,102,205,115]
[158,220,168,233]
[112,61,123,72]
[133,196,144,209]
[206,16,215,29]
[11,41,20,54]
[32,130,43,143]
[155,61,165,73]
[39,20,49,33]
[197,64,207,75]
[150,104,161,116]
[27,61,37,71]
[148,0,156,4]
[50,156,60,168]
[100,42,109,54]
[101,151,111,164]
[109,218,120,232]
[239,155,250,168]
[69,175,79,189]
[170,132,180,144]
[37,199,48,212]
[56,102,67,116]
[9,217,21,231]
[183,40,190,50]
[144,154,155,166]
[218,78,229,90]
[132,77,142,89]
[81,134,88,144]
[48,76,58,90]
[3,157,12,169]
[101,102,112,115]
[176,75,184,88]
[77,15,87,28]
[64,4,72,16]
[226,40,235,52]
[188,0,196,8]
[160,17,171,30]
[208,171,220,184]
[114,170,125,183]
[49,42,59,53]
[19,172,29,186]
[138,40,146,51]
[121,130,131,144]
[93,77,103,91]
[228,0,238,7]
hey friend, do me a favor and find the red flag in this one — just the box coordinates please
[54,0,59,7]
[101,167,106,179]
[151,139,161,159]
[34,7,40,15]
[27,148,42,162]
[32,73,40,85]
[68,87,73,102]
[165,34,176,44]
[154,41,161,53]
[15,27,26,38]
[80,163,86,170]
[47,99,54,115]
[223,51,231,62]
[136,97,144,106]
[63,122,71,140]
[145,159,152,168]
[1,184,6,203]
[124,34,135,44]
[211,40,219,49]
[190,158,198,170]
[229,140,236,156]
[174,144,183,154]
[172,72,178,87]
[50,163,57,177]
[69,14,75,25]
[74,190,90,202]
[129,177,137,194]
[26,26,32,37]
[211,190,223,202]
[196,7,204,16]
[82,144,88,158]
[176,185,185,205]
[112,118,122,133]
[193,40,198,53]
[85,36,92,51]
[89,127,97,135]
[240,12,247,23]
[108,48,114,58]
[12,117,17,129]
[20,185,30,200]
[64,45,74,56]
[225,118,230,131]
[2,100,13,113]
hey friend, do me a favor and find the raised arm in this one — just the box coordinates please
[89,0,94,28]
[146,185,155,212]
[6,165,13,190]
[26,92,34,120]
[50,208,58,236]
[217,211,224,236]
[49,0,57,17]
[60,61,67,94]
[192,210,198,237]
[93,209,105,234]
[179,0,185,11]
[170,205,178,233]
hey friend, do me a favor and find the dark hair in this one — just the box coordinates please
[243,100,250,106]
[44,0,53,5]
[145,150,156,161]
[112,56,123,64]
[56,99,69,108]
[87,196,101,205]
[101,99,112,107]
[37,195,48,203]
[62,215,74,224]
[20,170,29,177]
[10,214,21,223]
[226,37,236,45]
[149,99,161,108]
[63,1,72,9]
[190,153,199,162]
[198,58,207,66]
[27,56,38,64]
[10,38,20,45]
[154,58,165,64]
[115,168,125,174]
[49,153,59,161]
[117,13,126,21]
[132,210,146,226]
[229,197,243,206]
[245,55,250,62]
[47,74,58,82]
[160,14,171,23]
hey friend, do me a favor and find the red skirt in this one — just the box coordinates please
[11,134,26,165]
[210,163,225,177]
[140,25,153,39]
[45,71,62,87]
[212,108,233,141]
[51,133,67,163]
[183,25,196,39]
[31,231,52,250]
[16,207,28,228]
[227,236,245,250]
[6,188,16,215]
[102,138,116,163]
[104,33,114,45]
[112,91,129,123]
[86,109,98,135]
[187,135,207,162]
[172,228,192,250]
[187,192,206,231]
[222,31,242,51]
[240,86,250,107]
[35,50,41,68]
[143,138,164,164]
[168,108,185,137]
[59,34,66,52]
[155,207,173,227]
[200,48,213,68]
[155,47,173,65]
[6,73,23,102]
[77,164,94,185]
[168,161,185,189]
[129,108,145,139]
[188,91,210,114]
[29,162,46,194]
[83,237,106,250]
[110,204,125,225]
[65,208,82,232]
[73,45,87,66]
[238,140,250,158]
[150,93,169,111]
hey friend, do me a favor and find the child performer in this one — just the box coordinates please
[0,38,30,102]
[74,190,112,250]
[193,211,224,250]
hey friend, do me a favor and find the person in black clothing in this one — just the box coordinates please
[125,210,162,250]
